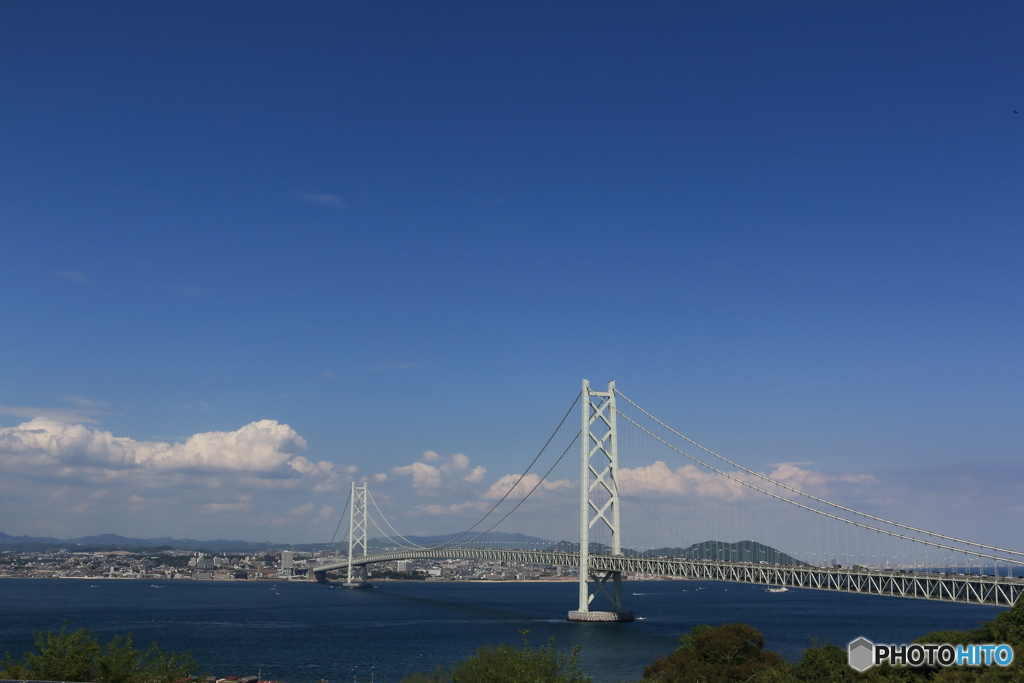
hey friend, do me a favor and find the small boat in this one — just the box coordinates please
[636,616,647,620]
[765,586,789,593]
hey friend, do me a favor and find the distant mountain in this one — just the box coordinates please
[0,531,332,553]
[369,531,557,551]
[546,540,634,555]
[0,531,66,551]
[644,540,804,565]
[546,539,803,565]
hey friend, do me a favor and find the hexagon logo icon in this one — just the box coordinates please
[848,637,875,672]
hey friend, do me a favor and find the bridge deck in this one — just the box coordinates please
[311,549,1023,607]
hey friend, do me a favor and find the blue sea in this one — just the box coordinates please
[0,579,1006,683]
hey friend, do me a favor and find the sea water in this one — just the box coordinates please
[0,579,1005,683]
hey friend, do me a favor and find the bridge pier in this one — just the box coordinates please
[343,565,369,587]
[567,610,633,622]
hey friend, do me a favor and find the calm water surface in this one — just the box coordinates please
[0,579,1005,683]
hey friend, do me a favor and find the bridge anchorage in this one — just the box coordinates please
[311,378,1024,614]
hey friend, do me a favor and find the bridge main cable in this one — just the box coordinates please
[616,409,1024,567]
[616,390,1024,562]
[363,392,582,552]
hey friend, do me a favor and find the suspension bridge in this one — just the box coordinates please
[312,380,1024,620]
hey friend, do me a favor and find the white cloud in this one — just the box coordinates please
[202,494,254,514]
[767,464,877,491]
[619,462,745,499]
[0,418,332,486]
[464,465,486,483]
[481,473,573,500]
[393,461,442,490]
[394,451,484,492]
[441,452,469,473]
[412,501,490,516]
[617,461,877,500]
[286,502,315,516]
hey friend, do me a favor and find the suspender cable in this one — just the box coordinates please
[616,390,1024,561]
[367,489,426,549]
[328,486,353,552]
[617,411,1024,567]
[432,393,581,549]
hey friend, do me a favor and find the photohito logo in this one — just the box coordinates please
[848,637,1014,672]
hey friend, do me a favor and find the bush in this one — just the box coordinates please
[641,623,790,683]
[1,623,198,683]
[400,630,592,683]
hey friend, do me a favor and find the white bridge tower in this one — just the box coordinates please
[568,379,633,621]
[345,482,368,587]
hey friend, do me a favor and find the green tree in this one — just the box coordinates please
[1,623,198,683]
[400,631,592,683]
[640,623,791,683]
[913,598,1024,683]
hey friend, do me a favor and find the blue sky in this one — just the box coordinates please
[1,2,1021,547]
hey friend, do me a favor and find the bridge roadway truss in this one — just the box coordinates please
[311,549,1023,607]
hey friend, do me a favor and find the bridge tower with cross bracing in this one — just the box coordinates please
[568,379,634,621]
[344,482,369,587]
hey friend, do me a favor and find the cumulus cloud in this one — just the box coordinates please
[481,473,573,500]
[0,418,341,487]
[202,494,254,514]
[619,462,746,500]
[464,465,486,483]
[286,502,315,516]
[412,501,490,516]
[441,452,469,473]
[617,461,877,500]
[393,461,442,490]
[767,464,877,490]
[393,451,483,493]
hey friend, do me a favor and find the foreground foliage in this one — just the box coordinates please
[640,623,788,683]
[400,630,592,683]
[1,623,198,683]
[636,597,1024,683]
